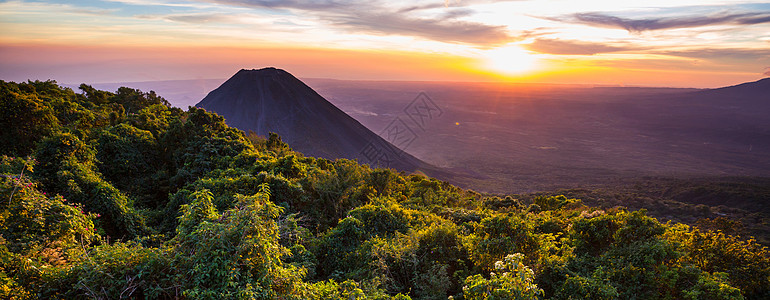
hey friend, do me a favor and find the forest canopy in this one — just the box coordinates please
[1,80,768,299]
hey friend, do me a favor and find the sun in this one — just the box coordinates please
[481,45,538,75]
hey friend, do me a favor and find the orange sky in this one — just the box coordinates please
[1,1,769,87]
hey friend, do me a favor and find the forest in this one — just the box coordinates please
[1,80,769,299]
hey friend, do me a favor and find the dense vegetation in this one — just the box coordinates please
[1,80,769,299]
[515,177,770,245]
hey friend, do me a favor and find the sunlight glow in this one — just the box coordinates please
[481,45,538,75]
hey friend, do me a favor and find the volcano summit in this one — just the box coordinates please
[196,67,447,177]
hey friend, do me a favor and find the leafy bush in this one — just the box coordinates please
[463,253,543,300]
[465,214,540,271]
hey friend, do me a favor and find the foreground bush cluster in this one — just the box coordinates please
[1,80,769,299]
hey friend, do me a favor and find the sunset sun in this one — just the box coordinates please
[482,45,538,75]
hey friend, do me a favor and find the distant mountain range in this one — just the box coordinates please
[195,67,453,179]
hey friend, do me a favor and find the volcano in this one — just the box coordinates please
[196,67,450,177]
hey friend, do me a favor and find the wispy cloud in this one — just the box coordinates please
[660,48,770,62]
[137,11,307,30]
[554,11,770,32]
[323,11,512,45]
[68,7,120,16]
[525,38,638,55]
[201,0,515,45]
[397,3,448,14]
[138,13,231,23]
[764,67,770,76]
[103,0,217,8]
[0,0,118,16]
[202,0,349,11]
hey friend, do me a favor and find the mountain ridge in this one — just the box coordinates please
[699,77,770,100]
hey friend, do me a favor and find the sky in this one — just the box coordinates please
[1,0,769,87]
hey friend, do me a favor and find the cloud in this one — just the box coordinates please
[69,8,120,15]
[323,11,512,45]
[156,13,234,23]
[525,38,637,55]
[203,0,352,11]
[200,0,516,45]
[2,1,119,16]
[397,3,448,14]
[555,11,770,32]
[660,48,770,61]
[763,67,770,77]
[104,0,218,9]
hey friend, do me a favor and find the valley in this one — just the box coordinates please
[312,78,770,192]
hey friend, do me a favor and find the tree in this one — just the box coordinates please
[0,81,59,156]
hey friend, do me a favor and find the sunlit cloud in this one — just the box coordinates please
[660,48,770,62]
[323,12,512,46]
[557,11,770,33]
[198,0,517,46]
[525,39,641,55]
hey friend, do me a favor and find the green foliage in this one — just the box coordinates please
[0,155,97,298]
[34,132,147,240]
[162,170,304,233]
[534,195,580,211]
[0,81,59,156]
[1,82,767,299]
[127,103,180,137]
[0,180,95,258]
[112,87,170,113]
[571,213,621,256]
[463,253,543,300]
[300,279,411,300]
[666,224,770,299]
[172,188,305,298]
[367,169,406,197]
[484,195,524,211]
[95,123,165,208]
[465,214,540,271]
[175,189,219,236]
[313,216,371,280]
[301,158,368,230]
[554,275,618,300]
[548,210,759,300]
[528,177,770,244]
[683,272,744,300]
[79,83,112,105]
[348,201,413,237]
[377,222,469,298]
[162,106,253,189]
[38,241,176,299]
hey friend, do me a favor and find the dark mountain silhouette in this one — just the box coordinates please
[696,77,770,104]
[709,77,770,96]
[196,67,455,178]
